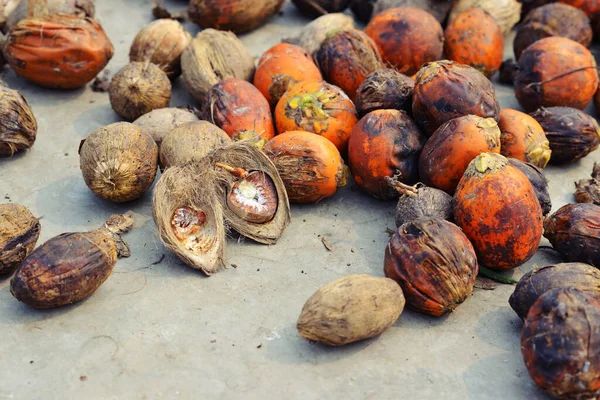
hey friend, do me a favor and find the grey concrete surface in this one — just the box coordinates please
[0,1,598,399]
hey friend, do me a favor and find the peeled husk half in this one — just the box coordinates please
[282,13,354,56]
[152,161,225,275]
[0,84,37,157]
[209,142,291,244]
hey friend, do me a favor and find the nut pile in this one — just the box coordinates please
[1,1,600,397]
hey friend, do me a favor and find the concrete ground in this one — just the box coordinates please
[0,1,598,399]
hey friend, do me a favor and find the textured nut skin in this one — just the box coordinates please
[509,263,600,320]
[530,107,600,165]
[515,37,598,112]
[316,29,383,103]
[355,69,414,117]
[181,29,255,103]
[448,0,521,36]
[521,288,600,399]
[507,158,552,216]
[10,228,118,308]
[544,203,600,267]
[412,61,500,136]
[394,186,453,228]
[0,204,40,275]
[133,108,199,146]
[5,0,95,30]
[129,19,191,79]
[384,217,478,317]
[348,109,426,200]
[109,62,172,122]
[365,7,443,77]
[297,275,405,346]
[4,14,113,89]
[498,108,551,169]
[283,13,354,56]
[188,0,284,34]
[0,85,37,157]
[79,122,158,203]
[514,3,592,60]
[419,115,501,194]
[454,153,543,270]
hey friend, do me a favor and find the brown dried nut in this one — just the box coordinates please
[79,122,158,202]
[384,217,478,316]
[109,62,172,122]
[188,0,283,34]
[390,183,453,228]
[282,13,354,56]
[448,0,521,36]
[355,69,414,117]
[559,0,600,38]
[498,108,551,168]
[521,288,600,399]
[509,263,600,320]
[412,61,501,136]
[0,85,37,157]
[152,161,225,275]
[292,0,350,16]
[181,29,255,103]
[530,107,600,164]
[10,214,133,309]
[544,203,600,267]
[5,0,95,30]
[316,28,383,103]
[297,274,405,346]
[520,0,554,16]
[4,14,113,89]
[132,107,199,146]
[210,142,291,244]
[575,162,600,205]
[515,37,598,112]
[0,204,40,275]
[159,121,232,171]
[129,19,191,79]
[508,158,552,216]
[514,3,592,60]
[499,59,519,85]
[373,0,454,23]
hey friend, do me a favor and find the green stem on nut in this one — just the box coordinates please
[479,266,519,285]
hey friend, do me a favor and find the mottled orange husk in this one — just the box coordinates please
[4,14,114,89]
[444,8,504,78]
[498,109,551,168]
[454,153,543,270]
[419,115,501,194]
[254,43,322,109]
[275,80,357,153]
[365,7,444,76]
[203,78,275,141]
[316,29,383,103]
[348,109,426,200]
[515,37,598,112]
[263,131,348,203]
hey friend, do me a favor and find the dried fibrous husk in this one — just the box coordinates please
[509,262,600,320]
[129,19,191,79]
[5,0,95,31]
[575,163,600,205]
[159,121,231,171]
[282,13,354,56]
[4,14,113,89]
[508,158,552,216]
[448,0,522,36]
[79,122,158,202]
[133,107,199,146]
[292,0,350,17]
[188,0,283,34]
[181,29,255,103]
[109,62,172,122]
[390,182,453,228]
[0,203,40,275]
[152,161,225,275]
[0,84,37,157]
[355,69,414,117]
[297,274,405,346]
[209,142,291,244]
[10,213,133,309]
[373,0,453,22]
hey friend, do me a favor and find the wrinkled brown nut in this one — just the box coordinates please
[0,203,40,275]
